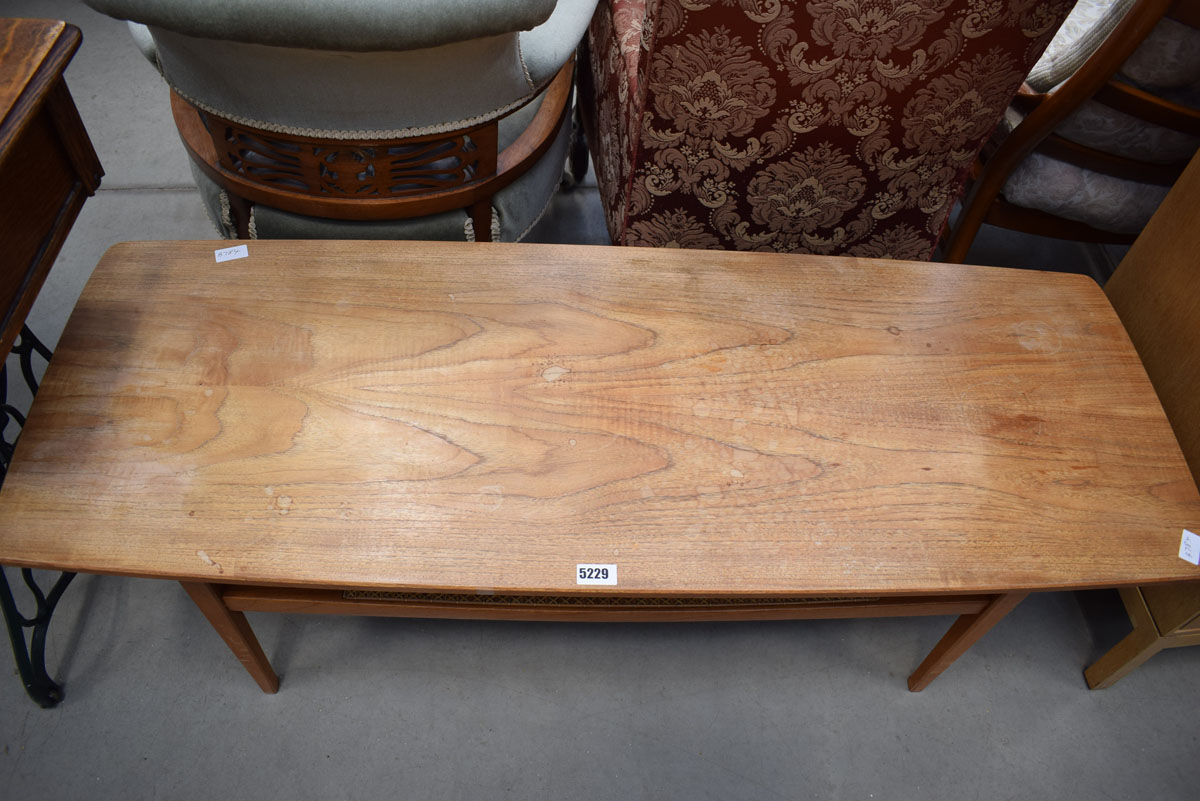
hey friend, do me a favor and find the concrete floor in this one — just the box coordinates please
[2,3,1197,799]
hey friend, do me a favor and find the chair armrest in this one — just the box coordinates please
[520,0,600,86]
[125,22,160,72]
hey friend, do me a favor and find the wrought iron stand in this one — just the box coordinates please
[0,326,75,708]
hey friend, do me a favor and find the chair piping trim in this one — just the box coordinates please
[199,188,228,238]
[248,206,259,240]
[516,35,536,90]
[217,189,232,235]
[168,80,546,141]
[463,207,501,242]
[515,183,559,242]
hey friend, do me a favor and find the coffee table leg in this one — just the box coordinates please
[907,591,1028,691]
[181,582,279,693]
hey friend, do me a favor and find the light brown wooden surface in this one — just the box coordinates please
[1105,150,1200,483]
[0,240,1197,596]
[1141,582,1200,633]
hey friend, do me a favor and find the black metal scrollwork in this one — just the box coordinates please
[0,326,76,708]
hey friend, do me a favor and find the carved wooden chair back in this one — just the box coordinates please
[172,67,572,240]
[83,0,592,241]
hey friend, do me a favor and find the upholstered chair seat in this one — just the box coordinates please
[999,0,1200,234]
[944,0,1200,260]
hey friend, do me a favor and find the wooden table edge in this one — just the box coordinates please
[0,19,80,162]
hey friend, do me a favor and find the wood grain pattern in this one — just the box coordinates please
[0,241,1197,596]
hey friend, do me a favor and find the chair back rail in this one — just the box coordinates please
[944,0,1198,261]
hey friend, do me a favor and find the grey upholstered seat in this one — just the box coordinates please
[1001,0,1200,233]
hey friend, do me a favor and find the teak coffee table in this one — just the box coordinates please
[0,240,1197,693]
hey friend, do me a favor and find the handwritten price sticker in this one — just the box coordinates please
[215,245,249,263]
[1180,530,1200,565]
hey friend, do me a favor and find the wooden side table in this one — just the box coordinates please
[1082,150,1200,689]
[1085,584,1200,689]
[0,17,103,708]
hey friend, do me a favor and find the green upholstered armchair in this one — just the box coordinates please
[85,0,598,241]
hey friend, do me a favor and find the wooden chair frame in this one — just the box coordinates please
[943,0,1200,262]
[173,57,575,240]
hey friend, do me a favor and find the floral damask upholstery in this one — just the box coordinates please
[581,0,1074,258]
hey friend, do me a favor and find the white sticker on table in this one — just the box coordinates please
[576,563,617,585]
[1180,529,1200,565]
[215,244,249,263]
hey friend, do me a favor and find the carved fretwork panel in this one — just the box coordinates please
[199,110,499,198]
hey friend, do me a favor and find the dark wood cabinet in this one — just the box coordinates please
[1,17,103,356]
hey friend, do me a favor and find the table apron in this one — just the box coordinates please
[219,584,995,623]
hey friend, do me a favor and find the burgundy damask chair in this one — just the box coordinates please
[579,0,1075,258]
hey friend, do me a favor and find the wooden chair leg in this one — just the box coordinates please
[181,581,279,693]
[1083,586,1165,689]
[908,591,1028,691]
[227,193,252,240]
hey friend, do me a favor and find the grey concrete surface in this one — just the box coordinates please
[1,3,1197,800]
[9,0,195,189]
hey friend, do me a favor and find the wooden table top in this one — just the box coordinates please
[0,240,1197,595]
